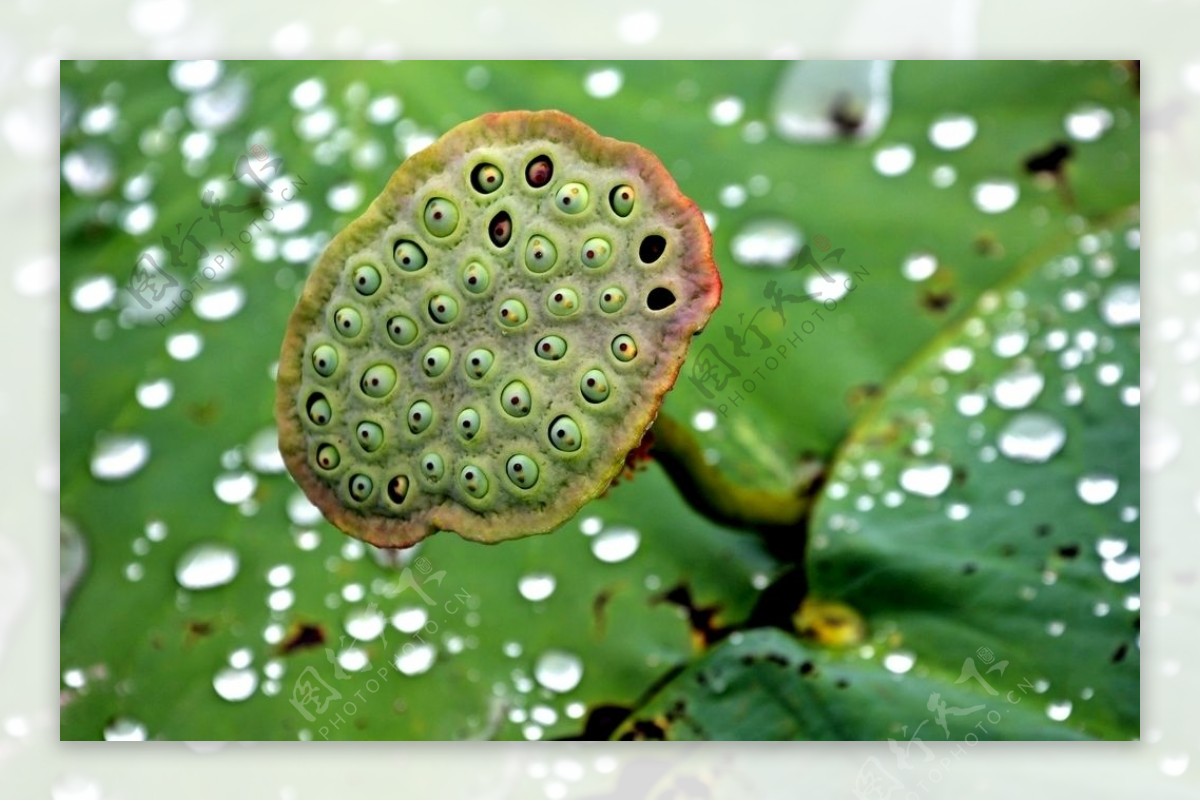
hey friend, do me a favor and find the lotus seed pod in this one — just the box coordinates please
[276,110,721,547]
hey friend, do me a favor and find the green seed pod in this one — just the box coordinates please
[428,293,460,325]
[423,197,459,238]
[461,261,491,294]
[456,408,481,440]
[464,348,494,379]
[580,368,610,403]
[612,334,638,362]
[311,344,339,377]
[524,235,558,274]
[546,288,580,317]
[460,465,489,498]
[386,475,410,504]
[501,380,531,417]
[497,298,528,328]
[505,454,539,489]
[548,415,582,452]
[471,163,504,194]
[610,184,635,217]
[306,393,332,426]
[355,421,384,452]
[348,473,374,502]
[360,364,397,398]
[422,345,451,377]
[386,315,419,346]
[352,264,382,296]
[333,307,363,337]
[393,240,427,272]
[407,400,433,434]
[420,452,445,482]
[580,237,612,269]
[554,182,589,214]
[599,287,627,313]
[315,444,340,470]
[535,335,568,361]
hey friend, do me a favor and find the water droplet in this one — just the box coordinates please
[62,145,116,196]
[1064,104,1113,142]
[175,543,240,590]
[992,364,1045,409]
[873,144,914,177]
[103,717,147,741]
[326,181,363,213]
[901,252,937,282]
[993,330,1029,359]
[214,471,257,504]
[169,60,222,92]
[956,392,987,417]
[1046,700,1073,721]
[719,184,747,208]
[268,588,294,611]
[1077,473,1118,505]
[90,434,150,480]
[1103,553,1140,583]
[692,409,718,432]
[289,78,325,110]
[366,94,401,124]
[266,564,293,587]
[1097,538,1127,560]
[883,651,915,674]
[709,96,744,126]
[591,527,640,563]
[931,165,956,188]
[70,275,117,313]
[928,114,977,150]
[287,491,322,526]
[972,180,1019,214]
[187,78,249,131]
[1100,283,1140,327]
[503,641,523,658]
[193,284,245,321]
[580,517,603,537]
[898,463,952,498]
[166,331,203,361]
[120,202,157,236]
[343,608,385,642]
[772,60,893,143]
[730,219,803,268]
[584,68,622,99]
[534,650,584,693]
[940,346,974,373]
[395,642,436,676]
[213,666,258,701]
[518,573,556,602]
[523,724,543,741]
[998,412,1067,463]
[135,378,173,410]
[1047,620,1066,637]
[807,271,849,301]
[391,607,427,634]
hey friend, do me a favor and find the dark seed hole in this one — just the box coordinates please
[387,477,407,504]
[525,155,553,188]
[489,211,512,247]
[639,235,666,264]
[647,287,676,311]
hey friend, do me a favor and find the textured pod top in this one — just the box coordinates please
[276,110,721,548]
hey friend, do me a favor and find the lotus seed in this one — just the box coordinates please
[428,293,460,324]
[505,454,539,489]
[393,240,428,272]
[465,348,495,379]
[580,369,610,403]
[501,380,532,417]
[423,197,460,238]
[497,299,528,328]
[471,163,504,194]
[555,182,590,214]
[333,307,363,337]
[420,452,445,481]
[460,465,489,498]
[408,400,433,434]
[457,408,481,440]
[311,344,339,377]
[610,185,635,217]
[352,264,382,295]
[386,475,410,504]
[525,235,558,273]
[599,287,627,313]
[581,237,612,269]
[386,315,418,346]
[489,211,512,247]
[355,421,384,452]
[546,287,580,317]
[315,443,340,470]
[525,155,553,188]
[306,393,332,426]
[360,364,397,398]
[549,415,583,452]
[639,234,666,264]
[612,334,638,362]
[422,345,451,377]
[348,473,374,502]
[535,335,568,361]
[461,261,491,294]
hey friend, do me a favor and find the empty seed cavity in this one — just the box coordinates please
[460,465,489,498]
[610,185,635,217]
[581,237,612,269]
[306,392,332,426]
[471,163,504,194]
[498,299,529,328]
[525,235,558,273]
[422,345,451,377]
[423,197,460,238]
[599,287,627,313]
[457,408,481,440]
[489,211,512,247]
[360,364,397,398]
[639,234,666,264]
[580,369,610,403]
[315,443,340,470]
[407,400,433,434]
[555,182,590,214]
[428,293,460,324]
[549,415,583,452]
[355,421,384,452]
[465,348,494,379]
[646,286,676,310]
[461,261,491,294]
[352,264,382,295]
[525,155,553,188]
[386,475,410,504]
[311,344,339,377]
[506,454,539,489]
[546,287,579,316]
[501,380,532,417]
[386,315,418,346]
[536,335,568,361]
[333,307,363,337]
[393,240,428,272]
[612,334,638,362]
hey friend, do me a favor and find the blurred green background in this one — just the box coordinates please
[59,60,1139,741]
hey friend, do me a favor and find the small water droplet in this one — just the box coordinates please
[518,573,556,602]
[392,607,428,634]
[395,642,436,676]
[103,717,147,741]
[187,78,249,130]
[1064,104,1113,142]
[266,564,293,587]
[70,275,117,313]
[730,219,803,268]
[246,427,284,474]
[193,284,246,321]
[534,650,584,693]
[268,588,294,611]
[719,184,747,208]
[62,145,116,196]
[591,527,640,563]
[1103,553,1140,583]
[90,434,150,480]
[1046,699,1073,721]
[873,144,914,177]
[345,608,386,641]
[175,543,240,590]
[1100,283,1140,327]
[584,68,622,99]
[1077,473,1119,505]
[928,114,977,150]
[940,346,974,373]
[289,77,325,110]
[166,331,203,361]
[931,165,956,188]
[691,409,718,432]
[338,647,369,672]
[883,651,915,674]
[214,471,257,504]
[326,181,363,213]
[135,378,173,410]
[992,364,1045,409]
[998,412,1067,463]
[993,330,1029,359]
[213,666,258,701]
[169,60,222,92]
[972,180,1019,214]
[901,252,937,282]
[898,463,952,498]
[956,392,987,417]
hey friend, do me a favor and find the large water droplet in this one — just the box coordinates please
[62,145,116,196]
[772,60,893,143]
[214,471,257,504]
[103,717,147,741]
[175,543,240,590]
[928,114,977,150]
[345,608,386,641]
[898,463,952,498]
[212,666,258,701]
[591,527,640,563]
[391,607,428,634]
[90,435,150,480]
[395,642,436,676]
[70,275,117,313]
[1077,473,1119,505]
[534,649,584,693]
[998,412,1067,463]
[518,573,556,602]
[1100,283,1139,327]
[992,365,1045,409]
[193,284,246,321]
[730,219,803,268]
[972,180,1019,214]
